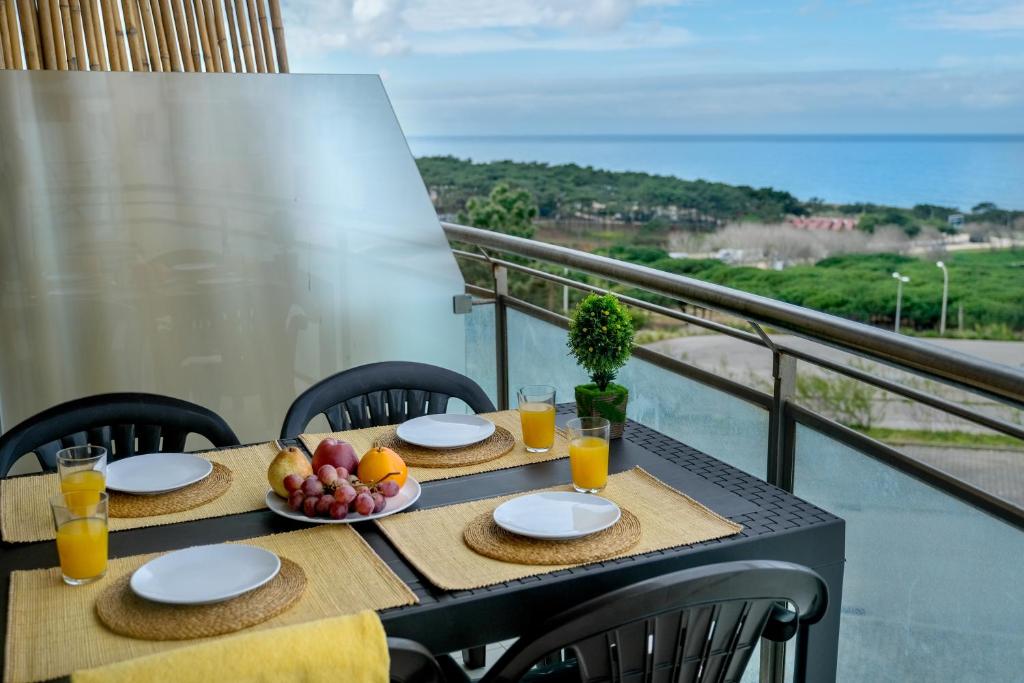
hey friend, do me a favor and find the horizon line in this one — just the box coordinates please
[409,132,1024,139]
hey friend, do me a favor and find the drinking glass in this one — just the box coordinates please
[517,385,556,452]
[567,417,611,493]
[50,491,108,585]
[57,445,107,495]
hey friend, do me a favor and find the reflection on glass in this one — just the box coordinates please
[0,73,466,443]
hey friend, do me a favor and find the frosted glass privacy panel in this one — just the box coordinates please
[0,72,465,442]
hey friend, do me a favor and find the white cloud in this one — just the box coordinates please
[927,2,1024,31]
[388,68,1024,134]
[284,0,688,57]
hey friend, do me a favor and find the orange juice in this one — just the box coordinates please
[569,436,610,492]
[60,470,105,495]
[520,402,556,451]
[55,518,108,581]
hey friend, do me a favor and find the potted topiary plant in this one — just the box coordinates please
[567,293,635,438]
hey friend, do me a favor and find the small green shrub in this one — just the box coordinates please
[567,294,635,390]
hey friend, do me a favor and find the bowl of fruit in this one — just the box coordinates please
[265,439,420,523]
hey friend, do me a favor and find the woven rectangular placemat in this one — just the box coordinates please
[0,443,280,543]
[375,466,743,591]
[4,525,418,683]
[301,410,569,483]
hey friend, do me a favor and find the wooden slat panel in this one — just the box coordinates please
[50,0,68,69]
[121,0,146,69]
[148,0,170,69]
[100,0,124,70]
[190,0,212,71]
[2,0,23,68]
[156,0,178,70]
[38,0,58,67]
[0,11,8,69]
[267,0,283,72]
[17,0,42,69]
[68,0,87,69]
[0,0,12,69]
[208,0,227,70]
[254,0,271,72]
[137,0,161,70]
[103,0,127,69]
[231,0,250,72]
[221,0,238,71]
[200,0,219,71]
[244,0,261,72]
[82,0,105,69]
[170,0,191,70]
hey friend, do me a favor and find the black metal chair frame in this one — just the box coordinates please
[0,392,240,476]
[472,560,828,683]
[280,361,496,438]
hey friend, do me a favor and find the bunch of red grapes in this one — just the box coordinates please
[282,464,401,520]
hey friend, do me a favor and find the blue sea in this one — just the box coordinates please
[408,135,1024,212]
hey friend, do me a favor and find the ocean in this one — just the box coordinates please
[407,135,1024,212]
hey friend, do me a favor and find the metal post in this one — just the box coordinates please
[892,272,909,333]
[494,264,510,410]
[767,352,797,491]
[763,349,795,683]
[562,267,569,314]
[760,641,786,683]
[936,261,948,336]
[958,302,964,333]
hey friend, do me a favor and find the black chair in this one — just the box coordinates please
[0,392,240,476]
[280,361,496,438]
[446,560,828,683]
[390,638,456,683]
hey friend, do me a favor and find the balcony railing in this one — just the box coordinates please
[444,221,1024,683]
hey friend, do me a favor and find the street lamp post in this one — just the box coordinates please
[936,261,949,336]
[892,271,910,333]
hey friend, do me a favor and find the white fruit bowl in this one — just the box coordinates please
[264,477,421,524]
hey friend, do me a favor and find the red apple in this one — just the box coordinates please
[312,439,359,474]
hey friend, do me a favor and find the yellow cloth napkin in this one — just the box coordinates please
[71,611,389,683]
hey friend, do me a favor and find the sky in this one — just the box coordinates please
[280,1,1024,135]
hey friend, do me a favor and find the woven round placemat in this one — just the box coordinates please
[463,508,642,565]
[95,557,306,640]
[378,426,517,468]
[108,462,233,518]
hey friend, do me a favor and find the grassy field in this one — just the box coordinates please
[604,246,1024,338]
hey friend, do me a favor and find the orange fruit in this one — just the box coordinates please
[358,446,408,488]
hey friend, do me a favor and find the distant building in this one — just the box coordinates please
[787,216,857,231]
[948,213,965,230]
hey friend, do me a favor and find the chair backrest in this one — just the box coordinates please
[481,560,829,683]
[389,637,450,683]
[0,0,288,73]
[280,361,497,438]
[0,392,240,475]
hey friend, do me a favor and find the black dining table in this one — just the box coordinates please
[0,405,845,682]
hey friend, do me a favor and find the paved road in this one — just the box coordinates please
[900,445,1024,509]
[646,334,1024,507]
[645,334,1024,431]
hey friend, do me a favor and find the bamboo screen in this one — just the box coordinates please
[0,0,287,72]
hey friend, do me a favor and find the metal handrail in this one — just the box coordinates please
[444,222,1024,409]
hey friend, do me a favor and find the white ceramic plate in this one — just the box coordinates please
[264,476,422,524]
[130,544,280,605]
[493,492,621,540]
[106,453,213,495]
[395,414,496,449]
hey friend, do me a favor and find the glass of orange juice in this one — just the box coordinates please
[517,385,556,453]
[567,417,611,493]
[50,491,108,585]
[57,445,107,496]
